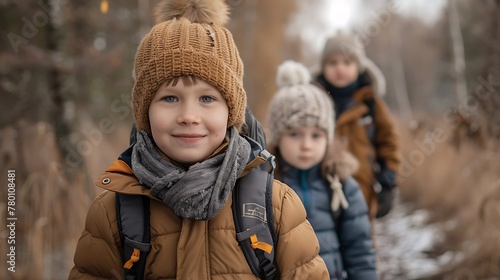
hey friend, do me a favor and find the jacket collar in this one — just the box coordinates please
[336,86,374,126]
[95,158,158,199]
[95,137,267,197]
[279,160,323,182]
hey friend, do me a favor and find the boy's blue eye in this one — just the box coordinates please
[200,96,215,103]
[162,96,177,102]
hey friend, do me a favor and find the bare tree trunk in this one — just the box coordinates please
[138,0,151,39]
[228,0,296,123]
[242,0,256,108]
[390,21,413,120]
[45,1,66,135]
[448,0,468,104]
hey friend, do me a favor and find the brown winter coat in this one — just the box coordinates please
[335,86,400,220]
[69,159,329,279]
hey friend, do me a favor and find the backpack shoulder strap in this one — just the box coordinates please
[364,97,375,115]
[331,179,347,253]
[333,202,343,228]
[327,174,345,237]
[116,193,151,280]
[242,107,267,148]
[334,206,345,255]
[362,97,377,146]
[232,147,279,280]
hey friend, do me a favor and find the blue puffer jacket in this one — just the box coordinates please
[280,161,377,280]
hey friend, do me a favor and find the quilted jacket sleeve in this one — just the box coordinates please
[272,180,330,280]
[339,177,377,280]
[68,191,123,280]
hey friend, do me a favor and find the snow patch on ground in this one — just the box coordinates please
[375,191,447,280]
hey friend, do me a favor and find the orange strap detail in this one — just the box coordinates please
[123,248,140,269]
[239,156,266,177]
[250,234,273,254]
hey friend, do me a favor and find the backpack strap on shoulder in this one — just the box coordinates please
[362,98,377,146]
[326,175,345,240]
[232,143,279,280]
[116,193,151,280]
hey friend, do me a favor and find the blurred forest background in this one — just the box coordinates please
[0,0,499,279]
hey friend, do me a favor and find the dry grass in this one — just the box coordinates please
[0,119,130,279]
[396,115,500,279]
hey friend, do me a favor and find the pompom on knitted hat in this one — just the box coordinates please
[132,0,246,134]
[267,60,335,149]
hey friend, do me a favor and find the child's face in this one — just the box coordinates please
[148,78,229,165]
[278,127,328,170]
[323,53,359,88]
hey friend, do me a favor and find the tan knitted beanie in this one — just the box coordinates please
[321,31,387,95]
[321,31,367,73]
[267,61,335,149]
[132,0,246,134]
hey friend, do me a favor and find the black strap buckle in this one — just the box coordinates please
[256,249,277,280]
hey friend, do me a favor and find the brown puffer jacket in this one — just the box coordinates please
[335,86,400,220]
[69,159,329,279]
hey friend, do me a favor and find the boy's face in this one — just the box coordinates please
[149,78,229,165]
[323,53,359,88]
[278,126,328,170]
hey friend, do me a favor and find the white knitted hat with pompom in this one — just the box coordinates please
[267,60,335,149]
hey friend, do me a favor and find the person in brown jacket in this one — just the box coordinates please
[315,32,401,229]
[69,1,329,279]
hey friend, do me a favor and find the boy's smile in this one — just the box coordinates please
[172,133,205,144]
[148,77,229,165]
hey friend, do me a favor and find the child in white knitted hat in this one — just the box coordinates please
[69,1,329,279]
[267,60,377,280]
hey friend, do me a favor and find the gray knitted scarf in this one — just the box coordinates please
[131,127,251,220]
